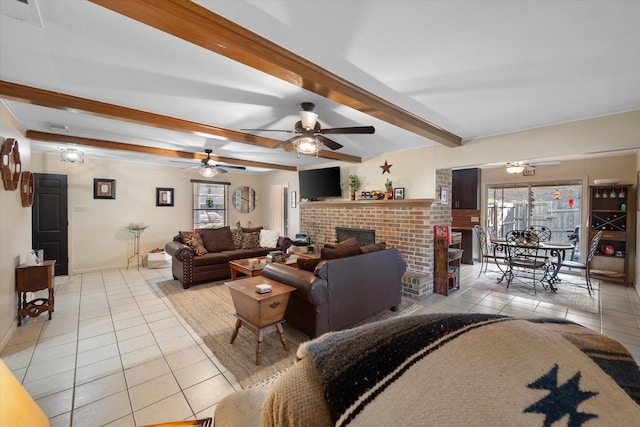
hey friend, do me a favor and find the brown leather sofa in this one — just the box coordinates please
[261,248,407,338]
[165,227,292,289]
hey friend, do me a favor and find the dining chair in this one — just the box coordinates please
[473,225,506,277]
[505,230,548,294]
[560,230,603,296]
[526,225,552,242]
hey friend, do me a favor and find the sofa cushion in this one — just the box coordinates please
[323,237,359,249]
[260,229,280,248]
[321,243,361,260]
[241,231,261,249]
[360,242,386,254]
[192,251,231,267]
[179,231,208,256]
[297,257,321,272]
[230,227,243,249]
[201,226,235,252]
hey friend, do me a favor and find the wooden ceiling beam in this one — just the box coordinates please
[1,80,361,164]
[25,131,297,171]
[89,0,462,148]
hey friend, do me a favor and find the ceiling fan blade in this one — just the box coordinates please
[274,135,300,149]
[215,165,246,170]
[241,128,295,133]
[320,126,375,135]
[213,167,229,173]
[317,135,343,150]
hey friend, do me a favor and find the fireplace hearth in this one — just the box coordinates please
[336,227,376,246]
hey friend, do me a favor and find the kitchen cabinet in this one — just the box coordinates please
[452,168,480,209]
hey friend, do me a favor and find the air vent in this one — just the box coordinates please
[2,0,44,28]
[46,123,69,132]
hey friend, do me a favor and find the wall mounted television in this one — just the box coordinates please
[298,166,342,201]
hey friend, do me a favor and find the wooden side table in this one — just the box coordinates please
[225,276,296,365]
[15,260,55,326]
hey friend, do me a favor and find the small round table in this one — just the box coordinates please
[127,226,148,270]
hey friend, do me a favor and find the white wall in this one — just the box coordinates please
[0,105,32,350]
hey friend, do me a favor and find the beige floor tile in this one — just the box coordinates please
[118,333,157,354]
[113,314,146,331]
[116,323,152,341]
[35,388,74,419]
[75,356,123,386]
[120,344,163,369]
[77,331,117,353]
[164,345,208,371]
[49,411,72,427]
[133,392,194,425]
[72,390,132,427]
[24,354,76,383]
[74,371,127,408]
[76,343,120,368]
[183,374,236,414]
[129,372,181,411]
[23,369,75,400]
[124,357,172,388]
[173,358,222,389]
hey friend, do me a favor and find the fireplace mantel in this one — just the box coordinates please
[300,198,436,208]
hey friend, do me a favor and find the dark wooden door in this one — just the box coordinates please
[32,174,68,275]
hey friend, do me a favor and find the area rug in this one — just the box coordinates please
[463,267,600,313]
[156,279,421,388]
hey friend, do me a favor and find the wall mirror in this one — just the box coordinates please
[232,186,256,213]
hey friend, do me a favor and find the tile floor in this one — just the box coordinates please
[1,263,639,426]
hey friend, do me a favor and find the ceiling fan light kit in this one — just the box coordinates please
[293,137,323,158]
[506,162,525,174]
[199,166,218,178]
[60,148,84,164]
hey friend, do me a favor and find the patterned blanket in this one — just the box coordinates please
[297,313,640,426]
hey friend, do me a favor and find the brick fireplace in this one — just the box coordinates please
[300,168,452,300]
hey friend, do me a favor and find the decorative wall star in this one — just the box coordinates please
[380,160,392,174]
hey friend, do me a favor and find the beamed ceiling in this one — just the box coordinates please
[0,0,638,172]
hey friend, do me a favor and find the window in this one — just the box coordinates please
[192,180,229,229]
[486,181,582,250]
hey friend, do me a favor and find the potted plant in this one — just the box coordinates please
[349,175,361,200]
[385,178,393,199]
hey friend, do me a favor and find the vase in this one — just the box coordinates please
[387,190,393,199]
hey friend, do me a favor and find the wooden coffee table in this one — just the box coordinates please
[225,276,296,365]
[228,256,298,280]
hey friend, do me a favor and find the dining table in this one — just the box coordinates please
[491,238,576,291]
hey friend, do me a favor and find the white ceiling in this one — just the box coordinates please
[1,0,639,173]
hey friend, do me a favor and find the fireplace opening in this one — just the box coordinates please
[336,227,376,246]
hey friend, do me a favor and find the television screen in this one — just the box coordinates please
[298,166,342,200]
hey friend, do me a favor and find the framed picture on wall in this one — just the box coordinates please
[156,187,174,206]
[94,178,115,199]
[440,186,449,204]
[394,187,405,199]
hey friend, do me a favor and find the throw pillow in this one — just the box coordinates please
[321,244,361,260]
[200,226,235,252]
[230,227,243,249]
[241,231,261,249]
[241,226,263,234]
[360,242,386,254]
[178,231,207,256]
[297,257,321,272]
[259,229,280,248]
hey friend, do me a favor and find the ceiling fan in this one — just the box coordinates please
[505,160,560,174]
[246,102,375,157]
[172,149,246,177]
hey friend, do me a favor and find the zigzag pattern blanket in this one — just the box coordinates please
[298,313,640,426]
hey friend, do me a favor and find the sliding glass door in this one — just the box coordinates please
[486,181,582,258]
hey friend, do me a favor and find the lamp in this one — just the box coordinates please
[299,110,318,130]
[60,148,84,163]
[292,137,323,158]
[199,166,218,178]
[505,162,525,174]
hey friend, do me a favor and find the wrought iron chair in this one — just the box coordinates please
[473,225,507,277]
[504,230,549,294]
[560,230,602,296]
[526,225,552,241]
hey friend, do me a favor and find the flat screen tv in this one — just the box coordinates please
[298,166,342,200]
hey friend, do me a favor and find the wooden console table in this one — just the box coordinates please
[15,260,55,326]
